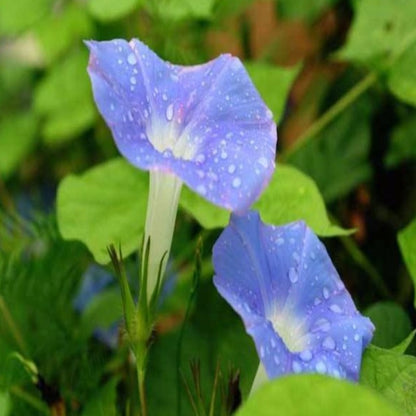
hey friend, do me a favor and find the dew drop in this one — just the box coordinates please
[258,156,269,168]
[130,76,136,85]
[127,53,137,65]
[232,177,241,188]
[315,361,327,374]
[330,304,342,314]
[274,355,280,365]
[162,93,168,101]
[322,336,336,350]
[127,111,134,122]
[220,151,228,159]
[228,164,236,174]
[313,297,321,306]
[288,267,298,283]
[276,237,284,246]
[166,104,174,121]
[323,287,330,299]
[292,361,302,373]
[196,184,206,195]
[195,154,206,163]
[354,334,360,342]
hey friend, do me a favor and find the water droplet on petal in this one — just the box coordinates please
[127,53,137,65]
[228,164,236,174]
[322,336,336,350]
[232,177,241,188]
[300,350,313,362]
[274,355,280,365]
[162,93,168,101]
[276,238,285,246]
[315,361,327,374]
[354,334,360,342]
[314,297,321,306]
[323,287,330,299]
[258,157,269,168]
[197,184,206,195]
[221,151,228,159]
[330,304,342,314]
[166,104,174,121]
[292,361,302,373]
[130,76,136,85]
[195,154,205,163]
[288,267,298,283]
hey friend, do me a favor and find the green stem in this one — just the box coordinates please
[137,367,147,416]
[0,296,29,356]
[283,72,378,161]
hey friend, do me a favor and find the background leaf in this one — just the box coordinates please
[237,374,401,416]
[398,218,416,307]
[34,49,96,144]
[361,345,416,416]
[57,158,148,264]
[245,62,299,122]
[364,302,412,349]
[0,112,38,180]
[87,0,140,22]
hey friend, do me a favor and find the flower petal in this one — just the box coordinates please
[213,211,374,381]
[86,39,276,212]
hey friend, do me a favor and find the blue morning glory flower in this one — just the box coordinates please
[85,39,276,212]
[213,211,374,381]
[86,39,276,301]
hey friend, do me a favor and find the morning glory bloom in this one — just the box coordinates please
[86,39,276,300]
[213,211,374,382]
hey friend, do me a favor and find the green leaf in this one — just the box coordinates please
[289,93,373,202]
[338,0,416,66]
[253,165,352,236]
[245,62,300,122]
[390,330,416,355]
[150,0,215,20]
[87,0,139,22]
[0,112,38,180]
[361,345,416,416]
[181,164,350,236]
[81,379,118,416]
[277,0,337,22]
[388,42,416,107]
[35,3,94,64]
[0,0,53,35]
[34,49,96,144]
[237,374,400,416]
[0,391,11,416]
[57,158,148,264]
[385,115,416,167]
[364,302,412,349]
[398,218,416,307]
[180,187,229,229]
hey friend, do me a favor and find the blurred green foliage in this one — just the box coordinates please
[1,0,416,414]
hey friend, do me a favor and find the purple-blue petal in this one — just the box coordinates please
[86,39,276,212]
[213,211,374,381]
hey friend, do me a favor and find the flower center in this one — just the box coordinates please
[269,308,309,353]
[147,111,197,161]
